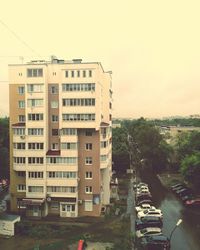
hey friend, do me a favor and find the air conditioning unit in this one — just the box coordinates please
[78,200,83,204]
[20,135,25,139]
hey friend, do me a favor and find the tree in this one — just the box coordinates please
[180,153,200,189]
[0,117,9,179]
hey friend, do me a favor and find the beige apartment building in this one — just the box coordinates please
[9,58,112,218]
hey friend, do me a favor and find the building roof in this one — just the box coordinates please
[0,213,20,222]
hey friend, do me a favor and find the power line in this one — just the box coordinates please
[0,19,41,58]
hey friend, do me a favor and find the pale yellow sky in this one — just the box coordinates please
[0,0,200,118]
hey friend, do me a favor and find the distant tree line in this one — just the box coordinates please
[0,117,9,179]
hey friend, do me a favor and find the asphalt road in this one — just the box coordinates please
[142,173,200,250]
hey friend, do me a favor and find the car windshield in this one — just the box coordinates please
[140,228,148,234]
[144,210,149,214]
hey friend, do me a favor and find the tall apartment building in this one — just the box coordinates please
[9,58,112,218]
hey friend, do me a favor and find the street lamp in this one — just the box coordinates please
[169,219,183,242]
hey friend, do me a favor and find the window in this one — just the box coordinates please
[13,128,25,135]
[18,101,25,108]
[101,141,107,148]
[27,99,43,107]
[46,157,77,165]
[52,143,59,150]
[19,115,25,122]
[14,157,26,164]
[17,184,26,191]
[28,113,43,121]
[28,186,44,193]
[61,143,77,150]
[84,200,93,211]
[52,115,58,122]
[17,171,25,177]
[47,186,76,193]
[28,157,44,164]
[77,70,80,77]
[28,172,43,178]
[27,68,43,77]
[62,113,95,121]
[83,70,86,77]
[62,98,95,106]
[52,129,59,136]
[85,186,92,194]
[62,83,95,92]
[28,143,44,150]
[51,101,58,108]
[47,171,77,179]
[13,143,25,150]
[28,128,43,135]
[18,86,25,95]
[85,143,92,150]
[65,71,69,77]
[51,86,58,94]
[100,155,107,161]
[85,130,92,136]
[27,84,44,93]
[89,70,92,77]
[61,128,77,135]
[85,157,92,165]
[85,172,92,179]
[71,71,74,77]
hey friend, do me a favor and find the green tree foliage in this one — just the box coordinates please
[180,153,200,189]
[0,117,9,179]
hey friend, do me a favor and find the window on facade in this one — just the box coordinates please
[85,172,92,179]
[13,128,25,135]
[17,171,26,177]
[62,113,95,121]
[101,141,107,148]
[28,128,43,136]
[18,86,25,95]
[85,130,92,136]
[18,115,25,122]
[18,100,25,108]
[28,113,43,121]
[62,98,95,106]
[77,70,80,77]
[65,71,69,77]
[71,71,74,77]
[28,186,44,193]
[52,129,59,136]
[51,86,58,94]
[51,143,59,150]
[28,157,44,164]
[46,157,77,165]
[85,143,92,150]
[61,128,77,135]
[51,101,58,108]
[47,186,76,193]
[17,184,26,191]
[47,171,77,178]
[62,83,95,92]
[27,68,43,77]
[27,99,43,107]
[85,186,92,194]
[27,84,44,92]
[28,172,43,178]
[52,115,58,122]
[13,143,25,150]
[85,157,92,165]
[83,70,86,77]
[61,143,77,150]
[100,155,107,161]
[84,200,93,211]
[89,70,92,77]
[14,157,26,164]
[28,143,44,150]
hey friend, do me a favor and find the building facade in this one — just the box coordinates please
[9,58,112,218]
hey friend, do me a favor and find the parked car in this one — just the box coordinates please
[175,188,192,197]
[136,235,170,250]
[137,209,163,220]
[135,216,163,230]
[137,186,150,193]
[135,227,162,239]
[171,183,184,189]
[185,198,200,207]
[136,199,153,206]
[136,190,151,196]
[172,185,186,192]
[136,194,152,204]
[180,194,194,202]
[135,204,156,213]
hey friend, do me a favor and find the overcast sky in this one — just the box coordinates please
[0,0,200,118]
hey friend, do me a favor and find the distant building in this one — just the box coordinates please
[9,58,112,218]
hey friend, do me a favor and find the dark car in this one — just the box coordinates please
[180,194,194,202]
[185,199,200,207]
[135,216,163,230]
[137,235,170,250]
[172,185,186,192]
[175,188,191,197]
